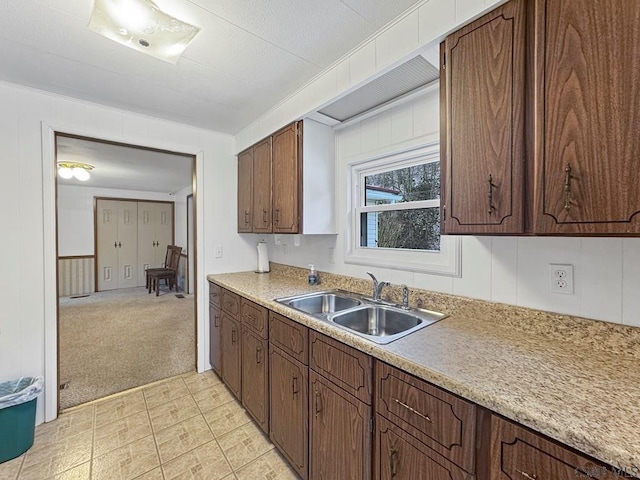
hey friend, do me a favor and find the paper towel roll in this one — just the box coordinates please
[256,241,270,273]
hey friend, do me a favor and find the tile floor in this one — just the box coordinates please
[0,371,298,480]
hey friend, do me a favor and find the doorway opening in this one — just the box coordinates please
[55,133,197,410]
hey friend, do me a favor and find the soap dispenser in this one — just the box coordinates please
[308,264,319,285]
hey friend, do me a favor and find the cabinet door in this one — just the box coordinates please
[209,304,221,375]
[442,0,526,234]
[252,137,272,233]
[272,122,301,233]
[220,313,241,400]
[270,346,309,480]
[237,148,253,233]
[309,371,372,480]
[535,0,640,234]
[490,415,622,480]
[241,328,268,433]
[375,415,471,480]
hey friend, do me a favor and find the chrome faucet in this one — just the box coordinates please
[401,284,410,310]
[366,272,390,302]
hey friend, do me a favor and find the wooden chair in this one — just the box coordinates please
[146,245,182,296]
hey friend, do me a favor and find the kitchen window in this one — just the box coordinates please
[346,143,461,276]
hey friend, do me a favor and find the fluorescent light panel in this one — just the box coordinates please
[88,0,200,64]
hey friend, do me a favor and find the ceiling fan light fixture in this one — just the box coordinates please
[88,0,200,64]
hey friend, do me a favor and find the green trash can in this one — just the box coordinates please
[0,377,43,464]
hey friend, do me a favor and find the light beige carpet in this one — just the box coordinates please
[58,287,195,410]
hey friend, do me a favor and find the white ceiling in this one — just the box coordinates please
[0,0,422,135]
[57,135,193,193]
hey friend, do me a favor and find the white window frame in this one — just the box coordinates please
[345,142,461,276]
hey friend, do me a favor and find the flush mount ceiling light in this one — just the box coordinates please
[57,162,94,181]
[88,0,200,64]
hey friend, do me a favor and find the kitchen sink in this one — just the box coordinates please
[276,290,362,315]
[329,305,447,344]
[276,290,447,344]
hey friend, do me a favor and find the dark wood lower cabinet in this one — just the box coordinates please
[309,371,372,480]
[209,304,221,375]
[220,313,241,400]
[241,327,268,433]
[375,415,472,480]
[269,346,308,479]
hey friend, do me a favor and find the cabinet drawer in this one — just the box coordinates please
[375,415,472,480]
[490,415,628,480]
[240,298,268,338]
[209,282,221,307]
[376,362,476,473]
[310,331,372,404]
[269,312,308,365]
[220,289,239,316]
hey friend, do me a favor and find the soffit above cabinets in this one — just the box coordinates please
[318,55,439,123]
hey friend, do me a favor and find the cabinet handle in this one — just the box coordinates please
[274,209,280,225]
[314,390,322,416]
[256,344,262,364]
[487,174,495,215]
[390,450,399,478]
[244,210,250,224]
[114,241,117,248]
[393,398,433,423]
[564,164,572,211]
[231,328,237,343]
[516,470,538,480]
[118,241,122,248]
[292,376,298,397]
[262,209,268,224]
[214,314,219,328]
[211,292,218,297]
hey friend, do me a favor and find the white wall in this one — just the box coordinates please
[265,89,640,328]
[57,185,174,256]
[0,80,259,422]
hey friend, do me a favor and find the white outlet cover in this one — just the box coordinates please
[549,264,574,294]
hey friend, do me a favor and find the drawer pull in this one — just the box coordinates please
[393,398,433,423]
[516,470,538,480]
[390,450,399,477]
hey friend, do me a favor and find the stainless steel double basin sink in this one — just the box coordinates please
[275,290,447,345]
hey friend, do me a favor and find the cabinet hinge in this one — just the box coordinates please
[369,417,374,433]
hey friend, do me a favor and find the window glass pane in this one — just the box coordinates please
[364,162,440,205]
[360,208,441,251]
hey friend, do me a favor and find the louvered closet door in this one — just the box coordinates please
[97,200,120,291]
[116,201,138,289]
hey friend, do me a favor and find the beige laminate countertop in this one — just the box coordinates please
[207,268,640,471]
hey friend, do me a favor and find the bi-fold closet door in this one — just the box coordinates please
[96,199,174,291]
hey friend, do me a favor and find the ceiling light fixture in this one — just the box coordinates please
[88,0,200,64]
[57,162,94,182]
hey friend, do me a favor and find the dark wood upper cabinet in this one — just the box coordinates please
[252,137,273,233]
[272,121,302,233]
[533,0,640,234]
[237,148,253,233]
[441,0,527,234]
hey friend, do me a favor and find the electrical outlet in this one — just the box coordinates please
[214,245,223,258]
[549,264,574,294]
